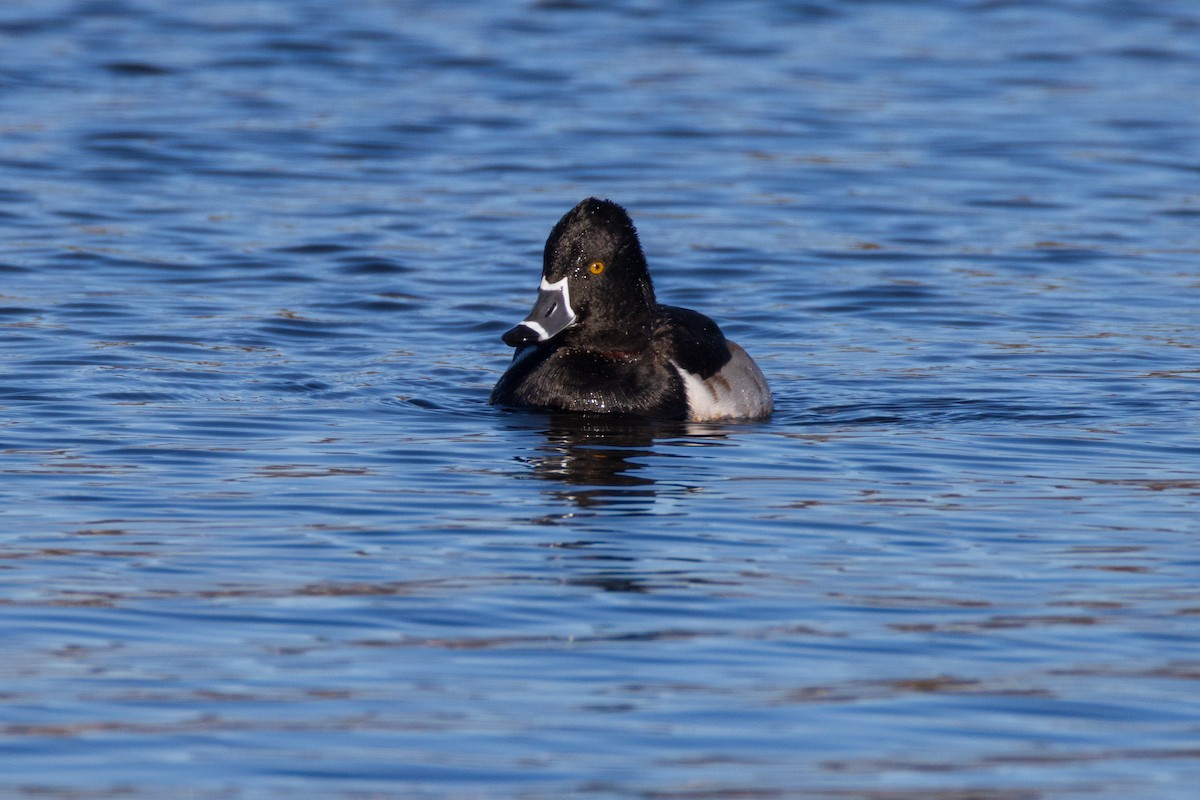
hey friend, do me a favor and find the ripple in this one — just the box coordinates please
[1,1,1199,798]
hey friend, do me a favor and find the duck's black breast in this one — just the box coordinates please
[489,340,689,419]
[489,305,744,420]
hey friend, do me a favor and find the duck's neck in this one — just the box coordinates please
[578,274,657,356]
[575,315,654,358]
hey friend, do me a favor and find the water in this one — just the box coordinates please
[2,0,1199,797]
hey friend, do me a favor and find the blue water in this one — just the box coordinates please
[2,1,1199,798]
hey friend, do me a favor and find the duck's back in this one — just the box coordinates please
[491,305,772,421]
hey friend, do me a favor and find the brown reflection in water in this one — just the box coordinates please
[3,713,429,739]
[0,577,535,609]
[355,626,717,652]
[892,614,1100,634]
[255,464,374,478]
[1051,663,1200,680]
[781,673,1053,706]
[350,616,843,654]
[822,746,1200,775]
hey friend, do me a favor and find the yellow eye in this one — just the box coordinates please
[588,260,605,275]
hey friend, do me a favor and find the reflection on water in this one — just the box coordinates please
[2,0,1200,798]
[511,412,736,502]
[517,413,665,492]
[508,412,762,595]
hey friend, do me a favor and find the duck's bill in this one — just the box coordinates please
[501,276,577,347]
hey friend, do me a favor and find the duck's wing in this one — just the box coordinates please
[656,305,773,421]
[655,305,731,379]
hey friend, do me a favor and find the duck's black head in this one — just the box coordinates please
[502,198,657,353]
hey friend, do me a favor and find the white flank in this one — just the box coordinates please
[672,342,773,421]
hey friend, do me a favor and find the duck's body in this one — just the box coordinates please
[490,199,772,422]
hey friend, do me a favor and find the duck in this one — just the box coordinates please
[489,198,772,421]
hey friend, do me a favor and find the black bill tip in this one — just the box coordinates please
[502,323,540,347]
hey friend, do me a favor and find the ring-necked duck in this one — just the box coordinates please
[490,198,773,421]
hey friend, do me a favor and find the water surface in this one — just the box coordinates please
[2,1,1199,798]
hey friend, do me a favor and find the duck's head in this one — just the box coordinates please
[502,198,657,352]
